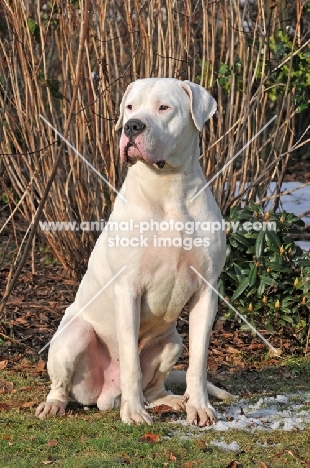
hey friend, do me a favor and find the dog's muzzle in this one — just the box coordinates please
[123,119,166,169]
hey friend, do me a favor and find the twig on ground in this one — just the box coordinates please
[0,331,36,351]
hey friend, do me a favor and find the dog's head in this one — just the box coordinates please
[115,78,217,170]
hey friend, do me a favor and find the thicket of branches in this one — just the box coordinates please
[0,0,310,276]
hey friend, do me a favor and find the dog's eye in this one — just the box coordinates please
[127,105,132,110]
[159,105,169,111]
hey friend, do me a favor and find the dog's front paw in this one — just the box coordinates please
[35,400,66,419]
[120,399,153,425]
[184,395,217,427]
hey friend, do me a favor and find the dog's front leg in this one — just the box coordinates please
[185,283,218,427]
[114,283,152,425]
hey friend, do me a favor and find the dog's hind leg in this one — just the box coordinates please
[35,315,104,419]
[165,370,235,400]
[141,326,185,410]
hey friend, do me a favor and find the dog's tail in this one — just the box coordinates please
[165,370,236,401]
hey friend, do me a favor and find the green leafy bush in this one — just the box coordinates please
[219,203,310,343]
[267,30,310,113]
[216,24,310,114]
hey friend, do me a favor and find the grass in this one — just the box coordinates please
[1,357,310,467]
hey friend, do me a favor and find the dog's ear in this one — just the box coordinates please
[181,81,217,132]
[115,82,135,131]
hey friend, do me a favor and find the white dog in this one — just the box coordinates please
[36,78,230,426]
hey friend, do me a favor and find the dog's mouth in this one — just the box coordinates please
[124,141,166,170]
[124,141,136,163]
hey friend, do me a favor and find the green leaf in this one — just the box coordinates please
[281,297,295,306]
[255,229,265,258]
[226,244,232,260]
[244,233,259,239]
[257,278,266,296]
[27,17,36,34]
[248,265,258,287]
[268,262,290,272]
[1,192,8,203]
[297,102,308,113]
[231,277,250,302]
[226,270,239,283]
[219,63,230,75]
[218,278,225,297]
[232,232,252,248]
[26,17,40,41]
[265,322,275,334]
[259,275,276,286]
[265,231,281,251]
[229,237,239,248]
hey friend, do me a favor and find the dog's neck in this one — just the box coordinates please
[122,141,208,214]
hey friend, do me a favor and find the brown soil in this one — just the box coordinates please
[283,156,310,182]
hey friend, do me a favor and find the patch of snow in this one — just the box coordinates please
[270,181,310,224]
[210,440,240,452]
[296,240,310,252]
[275,395,288,403]
[172,392,310,432]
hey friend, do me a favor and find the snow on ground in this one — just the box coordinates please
[271,181,310,251]
[210,440,240,452]
[172,392,310,432]
[273,181,310,224]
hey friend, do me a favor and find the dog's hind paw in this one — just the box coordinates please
[149,394,186,411]
[35,400,66,419]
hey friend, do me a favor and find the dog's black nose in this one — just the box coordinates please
[124,119,146,138]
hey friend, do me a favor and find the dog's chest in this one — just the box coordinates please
[139,238,204,325]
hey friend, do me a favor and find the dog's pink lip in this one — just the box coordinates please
[124,147,166,168]
[122,136,166,168]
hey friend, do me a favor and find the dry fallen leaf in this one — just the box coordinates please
[152,404,175,413]
[47,439,58,447]
[225,461,239,468]
[34,360,46,373]
[258,462,268,468]
[169,452,177,462]
[0,360,8,370]
[268,347,282,357]
[0,403,11,411]
[0,380,14,394]
[7,297,23,305]
[19,401,36,409]
[140,433,159,443]
[226,346,240,354]
[182,461,203,468]
[19,386,32,391]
